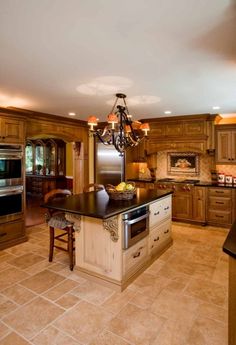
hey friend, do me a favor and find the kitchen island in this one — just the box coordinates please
[44,188,173,290]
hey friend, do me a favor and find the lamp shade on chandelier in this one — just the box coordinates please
[87,93,150,155]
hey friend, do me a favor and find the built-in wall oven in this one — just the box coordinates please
[0,185,24,224]
[123,206,149,249]
[0,144,23,187]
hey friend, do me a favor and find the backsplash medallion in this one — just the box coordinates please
[155,152,214,181]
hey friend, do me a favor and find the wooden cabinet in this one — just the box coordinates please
[216,126,236,163]
[0,117,24,143]
[193,187,206,222]
[0,220,26,250]
[172,192,192,220]
[123,237,148,278]
[207,187,233,226]
[126,139,147,163]
[149,219,171,256]
[26,138,66,195]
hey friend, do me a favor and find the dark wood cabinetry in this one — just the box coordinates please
[193,187,206,222]
[26,138,67,196]
[216,125,236,164]
[172,192,193,220]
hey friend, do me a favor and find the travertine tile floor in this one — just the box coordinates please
[0,222,229,345]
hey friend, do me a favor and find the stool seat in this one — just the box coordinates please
[44,189,75,270]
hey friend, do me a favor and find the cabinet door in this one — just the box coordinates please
[172,193,192,219]
[183,121,205,136]
[193,187,206,222]
[216,130,231,163]
[1,118,24,143]
[232,130,236,162]
[149,195,171,228]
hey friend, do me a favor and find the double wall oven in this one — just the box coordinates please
[0,144,24,224]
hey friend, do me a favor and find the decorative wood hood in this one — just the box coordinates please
[144,114,220,154]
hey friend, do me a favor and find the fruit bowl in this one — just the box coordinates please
[105,182,136,200]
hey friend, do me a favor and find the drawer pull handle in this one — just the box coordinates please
[154,211,160,215]
[216,215,223,218]
[0,232,7,237]
[216,202,224,204]
[154,236,160,242]
[164,229,169,234]
[164,206,169,210]
[133,251,141,258]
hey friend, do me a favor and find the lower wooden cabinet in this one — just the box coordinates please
[172,192,192,220]
[149,219,172,256]
[207,187,234,226]
[123,237,148,278]
[26,176,67,196]
[193,187,206,222]
[0,220,26,250]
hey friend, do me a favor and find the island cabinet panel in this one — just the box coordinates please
[172,192,192,220]
[75,216,123,281]
[123,237,148,278]
[149,196,172,228]
[149,219,172,256]
[0,117,25,143]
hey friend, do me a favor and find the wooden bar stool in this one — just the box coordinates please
[44,189,75,270]
[83,183,105,192]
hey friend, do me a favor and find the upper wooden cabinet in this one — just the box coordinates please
[216,125,236,164]
[145,114,217,154]
[0,117,25,143]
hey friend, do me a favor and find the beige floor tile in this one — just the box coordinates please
[19,270,65,294]
[0,262,11,272]
[129,291,154,310]
[55,294,80,309]
[89,329,132,345]
[3,297,64,339]
[150,290,200,320]
[57,270,87,284]
[71,280,114,305]
[0,253,17,264]
[0,295,18,318]
[196,301,228,324]
[0,332,31,344]
[186,316,227,345]
[0,268,29,291]
[32,325,80,345]
[47,263,67,272]
[53,300,113,344]
[102,289,136,314]
[0,321,10,339]
[8,253,45,270]
[185,278,228,307]
[23,259,53,275]
[43,279,79,301]
[108,303,166,345]
[152,318,196,345]
[1,284,36,305]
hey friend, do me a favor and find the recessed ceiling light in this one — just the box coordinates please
[212,106,220,110]
[68,112,76,116]
[164,111,172,114]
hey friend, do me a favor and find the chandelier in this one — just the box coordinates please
[87,93,150,155]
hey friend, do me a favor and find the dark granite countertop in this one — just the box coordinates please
[128,178,236,188]
[42,189,173,219]
[223,221,236,259]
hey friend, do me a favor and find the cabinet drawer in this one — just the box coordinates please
[208,188,231,197]
[123,238,148,275]
[149,196,171,228]
[208,196,231,210]
[149,220,171,254]
[207,210,231,224]
[0,220,24,243]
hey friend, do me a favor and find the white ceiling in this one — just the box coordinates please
[0,0,236,121]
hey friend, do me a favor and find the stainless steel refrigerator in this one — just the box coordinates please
[95,140,125,186]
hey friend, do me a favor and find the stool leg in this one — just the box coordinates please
[49,226,54,262]
[68,227,74,271]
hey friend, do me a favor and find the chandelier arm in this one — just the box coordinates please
[123,97,130,115]
[110,96,119,114]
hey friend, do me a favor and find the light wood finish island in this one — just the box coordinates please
[43,188,173,291]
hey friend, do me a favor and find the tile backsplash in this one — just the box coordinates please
[155,152,215,181]
[216,165,236,177]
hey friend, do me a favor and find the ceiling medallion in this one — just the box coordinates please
[87,93,150,156]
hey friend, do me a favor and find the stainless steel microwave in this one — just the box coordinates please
[0,144,23,187]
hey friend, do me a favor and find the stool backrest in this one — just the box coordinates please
[83,183,104,193]
[44,189,72,203]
